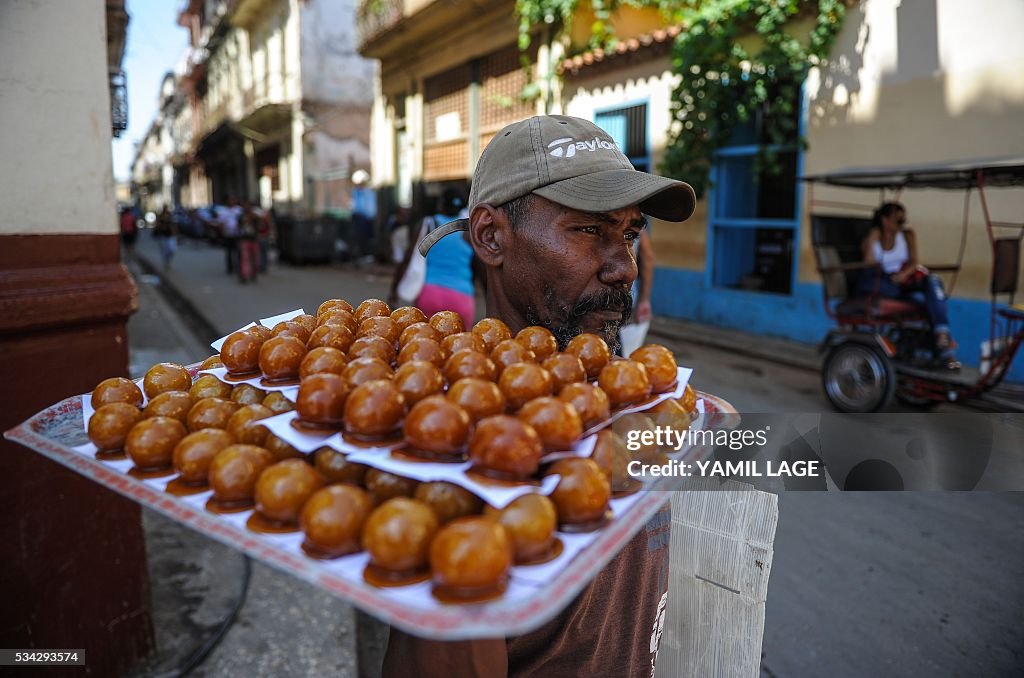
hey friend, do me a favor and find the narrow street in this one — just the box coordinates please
[127,235,1024,677]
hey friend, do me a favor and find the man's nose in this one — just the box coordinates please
[597,240,638,289]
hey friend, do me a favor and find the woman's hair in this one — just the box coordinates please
[873,201,905,226]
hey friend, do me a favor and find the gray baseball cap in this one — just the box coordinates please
[418,115,696,255]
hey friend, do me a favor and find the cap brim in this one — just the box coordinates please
[533,169,696,223]
[417,170,696,256]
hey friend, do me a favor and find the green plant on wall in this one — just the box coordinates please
[515,0,847,197]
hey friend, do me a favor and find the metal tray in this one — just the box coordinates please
[5,388,736,640]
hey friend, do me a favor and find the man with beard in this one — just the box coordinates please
[381,115,695,677]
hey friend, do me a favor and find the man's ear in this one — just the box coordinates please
[468,204,505,267]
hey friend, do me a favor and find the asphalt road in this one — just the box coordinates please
[126,236,1023,677]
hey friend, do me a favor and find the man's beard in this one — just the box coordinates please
[524,285,632,354]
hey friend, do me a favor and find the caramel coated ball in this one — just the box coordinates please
[498,363,553,411]
[630,344,678,394]
[172,429,234,484]
[393,360,445,407]
[471,318,512,353]
[517,396,583,452]
[679,383,698,414]
[358,316,400,347]
[558,382,611,430]
[354,298,391,324]
[565,334,611,380]
[300,346,348,379]
[208,444,273,504]
[546,458,611,527]
[399,322,442,348]
[262,391,295,414]
[446,378,506,422]
[344,380,405,439]
[490,339,536,375]
[292,314,318,336]
[429,517,511,597]
[515,326,558,361]
[541,353,587,392]
[189,375,233,401]
[247,324,273,342]
[468,415,543,479]
[230,383,266,406]
[301,484,374,557]
[199,355,224,371]
[483,493,557,563]
[254,458,325,525]
[318,309,357,332]
[187,397,241,432]
[397,337,445,368]
[144,391,194,424]
[307,324,355,354]
[88,402,143,452]
[264,433,301,461]
[271,320,311,344]
[390,306,428,332]
[314,447,368,486]
[91,377,143,409]
[347,335,396,364]
[259,335,307,382]
[143,362,191,399]
[296,373,349,427]
[597,359,651,407]
[414,482,482,524]
[317,298,354,317]
[341,356,394,389]
[429,310,464,338]
[226,403,274,446]
[443,349,497,384]
[126,416,187,470]
[221,331,264,376]
[363,497,439,573]
[403,395,470,456]
[440,332,486,358]
[590,429,633,492]
[365,469,419,504]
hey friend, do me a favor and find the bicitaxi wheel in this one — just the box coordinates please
[822,342,895,413]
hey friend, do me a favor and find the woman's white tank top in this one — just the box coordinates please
[872,230,908,274]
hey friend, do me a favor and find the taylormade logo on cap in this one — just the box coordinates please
[547,136,618,158]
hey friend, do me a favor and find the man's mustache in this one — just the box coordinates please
[567,287,633,323]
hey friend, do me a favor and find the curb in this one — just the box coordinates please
[133,250,222,347]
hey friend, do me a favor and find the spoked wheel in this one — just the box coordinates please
[823,342,895,413]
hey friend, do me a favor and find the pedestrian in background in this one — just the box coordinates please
[387,207,410,264]
[389,188,477,325]
[219,195,243,274]
[119,206,138,259]
[153,205,177,270]
[351,183,377,263]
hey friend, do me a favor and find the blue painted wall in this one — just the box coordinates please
[652,266,1024,384]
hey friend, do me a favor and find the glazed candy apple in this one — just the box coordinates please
[390,306,428,332]
[541,352,587,392]
[226,403,274,446]
[354,298,391,325]
[143,391,194,424]
[630,344,678,394]
[399,322,442,348]
[343,380,405,440]
[429,517,511,602]
[307,324,355,353]
[91,376,143,409]
[362,497,439,582]
[471,318,512,353]
[259,335,307,383]
[440,331,486,358]
[143,362,191,399]
[446,378,506,423]
[347,335,396,364]
[88,403,143,453]
[189,374,233,401]
[299,346,348,379]
[483,493,558,564]
[498,362,553,411]
[557,382,611,430]
[397,337,445,368]
[443,349,497,384]
[295,373,349,428]
[402,395,471,461]
[186,397,240,432]
[253,458,325,527]
[125,416,188,471]
[517,396,583,452]
[230,383,266,406]
[414,482,483,524]
[393,360,445,407]
[565,333,611,380]
[597,359,651,407]
[208,444,274,507]
[545,457,611,530]
[300,484,374,558]
[220,330,264,377]
[490,339,536,375]
[429,310,464,338]
[341,356,393,389]
[364,468,419,504]
[515,326,558,361]
[314,447,369,486]
[468,415,543,480]
[172,429,234,485]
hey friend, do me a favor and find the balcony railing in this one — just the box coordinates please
[110,70,128,137]
[356,0,405,48]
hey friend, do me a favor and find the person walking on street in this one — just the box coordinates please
[154,205,177,270]
[253,202,275,273]
[219,195,243,275]
[119,206,138,259]
[383,115,696,677]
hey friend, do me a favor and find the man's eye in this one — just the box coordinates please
[579,226,601,235]
[624,231,640,242]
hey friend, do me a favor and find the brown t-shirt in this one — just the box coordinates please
[383,500,672,678]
